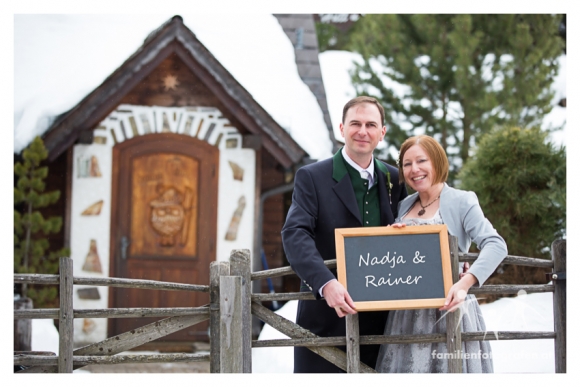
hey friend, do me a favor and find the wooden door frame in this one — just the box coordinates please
[107,133,219,338]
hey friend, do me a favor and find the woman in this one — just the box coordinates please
[375,135,507,373]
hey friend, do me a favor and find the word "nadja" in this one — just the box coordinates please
[359,252,406,269]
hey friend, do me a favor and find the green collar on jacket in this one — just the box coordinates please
[332,147,389,182]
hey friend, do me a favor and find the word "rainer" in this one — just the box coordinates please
[365,274,423,287]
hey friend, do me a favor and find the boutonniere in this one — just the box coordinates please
[386,170,393,204]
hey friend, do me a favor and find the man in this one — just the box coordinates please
[282,96,407,373]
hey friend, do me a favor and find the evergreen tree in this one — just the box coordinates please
[348,14,564,179]
[458,126,565,285]
[14,136,68,307]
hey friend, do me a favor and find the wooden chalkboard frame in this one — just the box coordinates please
[335,225,453,312]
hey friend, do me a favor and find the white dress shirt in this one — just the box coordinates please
[341,147,375,188]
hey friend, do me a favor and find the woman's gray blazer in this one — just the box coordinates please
[397,183,508,286]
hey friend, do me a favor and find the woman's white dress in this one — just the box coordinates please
[375,210,494,373]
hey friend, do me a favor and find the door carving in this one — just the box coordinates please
[109,133,218,341]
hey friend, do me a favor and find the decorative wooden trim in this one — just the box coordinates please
[97,104,244,151]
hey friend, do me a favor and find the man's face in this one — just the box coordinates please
[339,103,386,166]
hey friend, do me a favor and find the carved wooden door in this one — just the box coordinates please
[109,133,218,341]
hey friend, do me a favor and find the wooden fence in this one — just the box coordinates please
[14,239,566,373]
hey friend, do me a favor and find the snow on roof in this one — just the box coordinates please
[14,14,333,160]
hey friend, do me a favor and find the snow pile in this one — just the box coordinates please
[479,292,555,373]
[251,300,297,373]
[31,319,59,355]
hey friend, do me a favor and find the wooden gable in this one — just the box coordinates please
[41,16,307,168]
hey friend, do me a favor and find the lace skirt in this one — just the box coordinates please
[375,295,494,373]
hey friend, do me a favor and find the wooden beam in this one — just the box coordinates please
[446,236,462,373]
[251,301,376,373]
[229,249,252,373]
[552,239,566,373]
[58,257,74,373]
[219,276,243,373]
[18,312,209,373]
[209,261,230,373]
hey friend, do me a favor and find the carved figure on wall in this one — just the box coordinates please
[228,161,244,181]
[163,74,179,91]
[90,156,102,177]
[225,196,246,241]
[149,186,193,247]
[81,200,104,216]
[77,155,102,178]
[77,287,101,300]
[82,239,102,273]
[82,318,96,334]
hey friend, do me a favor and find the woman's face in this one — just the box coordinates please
[402,144,435,192]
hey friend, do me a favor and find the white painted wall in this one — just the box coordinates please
[69,105,255,345]
[70,143,113,345]
[216,147,256,262]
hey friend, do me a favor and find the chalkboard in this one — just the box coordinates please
[335,225,452,311]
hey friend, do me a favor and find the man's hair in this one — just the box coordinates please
[342,96,385,125]
[398,135,449,185]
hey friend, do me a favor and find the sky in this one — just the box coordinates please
[5,0,578,383]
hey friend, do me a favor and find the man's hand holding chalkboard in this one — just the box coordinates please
[322,279,358,317]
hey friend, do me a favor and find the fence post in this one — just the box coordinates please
[229,249,252,373]
[552,239,566,373]
[209,261,230,373]
[446,236,462,373]
[219,275,243,373]
[58,257,74,373]
[345,313,360,373]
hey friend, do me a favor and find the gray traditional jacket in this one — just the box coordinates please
[397,183,508,286]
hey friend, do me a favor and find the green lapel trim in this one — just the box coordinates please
[333,148,392,187]
[375,158,388,175]
[332,147,348,182]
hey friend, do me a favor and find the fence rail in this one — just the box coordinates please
[14,240,566,373]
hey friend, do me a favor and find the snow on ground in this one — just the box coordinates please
[251,291,556,373]
[14,14,332,160]
[252,299,298,373]
[31,318,60,355]
[480,292,555,373]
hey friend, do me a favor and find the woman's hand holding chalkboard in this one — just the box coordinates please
[322,279,358,317]
[439,273,477,312]
[388,223,406,229]
[459,262,470,279]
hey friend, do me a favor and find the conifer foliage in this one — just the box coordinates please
[348,15,564,179]
[458,127,565,285]
[14,136,68,306]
